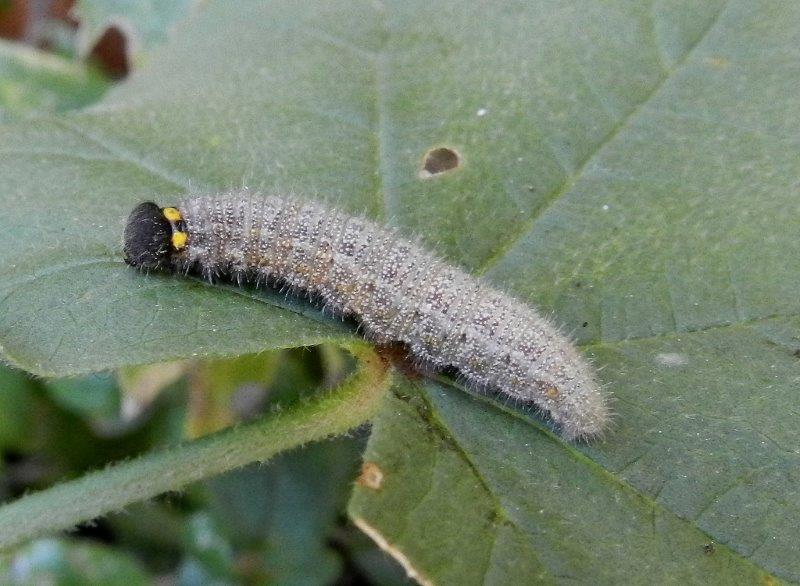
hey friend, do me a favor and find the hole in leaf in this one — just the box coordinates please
[419,147,461,178]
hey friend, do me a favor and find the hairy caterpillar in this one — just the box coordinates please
[123,191,609,440]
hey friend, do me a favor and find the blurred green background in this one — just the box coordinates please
[0,347,404,584]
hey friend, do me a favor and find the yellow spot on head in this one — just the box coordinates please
[545,386,560,400]
[163,207,182,222]
[171,231,188,250]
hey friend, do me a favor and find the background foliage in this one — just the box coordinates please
[0,0,798,583]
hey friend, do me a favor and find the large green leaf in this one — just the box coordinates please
[0,0,798,581]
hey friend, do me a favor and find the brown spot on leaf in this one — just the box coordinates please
[357,461,384,490]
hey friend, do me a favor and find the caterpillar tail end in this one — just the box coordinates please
[557,388,612,442]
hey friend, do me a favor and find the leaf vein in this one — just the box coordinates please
[48,117,199,192]
[476,0,731,274]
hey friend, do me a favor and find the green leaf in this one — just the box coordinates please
[0,0,798,580]
[0,257,351,376]
[350,381,778,584]
[205,437,364,585]
[336,522,409,586]
[105,501,185,562]
[45,371,121,423]
[179,513,236,583]
[0,40,108,122]
[0,366,37,451]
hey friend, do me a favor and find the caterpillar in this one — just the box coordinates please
[123,191,609,440]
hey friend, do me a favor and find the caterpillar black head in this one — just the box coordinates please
[123,202,187,270]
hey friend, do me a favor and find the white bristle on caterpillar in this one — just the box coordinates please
[123,191,610,440]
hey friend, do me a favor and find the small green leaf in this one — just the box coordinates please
[0,40,108,122]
